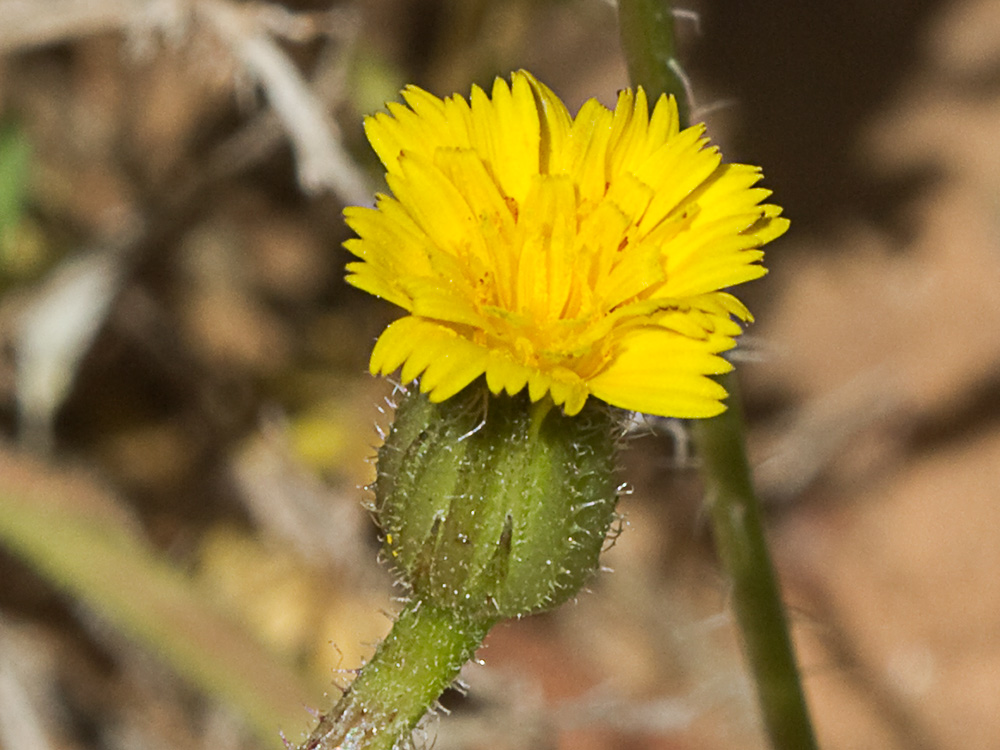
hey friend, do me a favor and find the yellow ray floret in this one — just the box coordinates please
[345,70,788,418]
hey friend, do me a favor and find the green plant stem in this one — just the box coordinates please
[616,0,690,126]
[296,603,494,750]
[692,373,818,750]
[616,3,818,748]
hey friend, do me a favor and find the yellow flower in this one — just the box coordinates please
[345,71,787,418]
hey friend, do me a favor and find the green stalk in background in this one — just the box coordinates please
[693,376,818,749]
[617,0,690,126]
[616,2,819,749]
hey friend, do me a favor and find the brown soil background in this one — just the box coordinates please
[2,1,999,749]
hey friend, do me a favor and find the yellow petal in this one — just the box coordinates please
[589,328,734,418]
[370,317,488,402]
[349,71,786,418]
[521,71,573,174]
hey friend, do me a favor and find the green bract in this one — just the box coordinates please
[376,382,620,620]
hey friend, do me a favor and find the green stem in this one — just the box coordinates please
[617,3,818,748]
[296,603,494,750]
[692,373,818,750]
[616,0,690,125]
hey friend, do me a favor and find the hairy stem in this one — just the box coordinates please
[296,603,494,750]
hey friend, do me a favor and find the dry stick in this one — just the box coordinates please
[197,0,372,204]
[0,0,372,206]
[0,0,141,52]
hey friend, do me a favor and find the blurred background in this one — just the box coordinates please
[1,1,998,748]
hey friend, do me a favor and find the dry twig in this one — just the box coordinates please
[0,0,372,205]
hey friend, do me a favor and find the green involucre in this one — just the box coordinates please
[376,383,620,619]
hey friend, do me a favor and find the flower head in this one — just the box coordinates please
[345,71,787,418]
